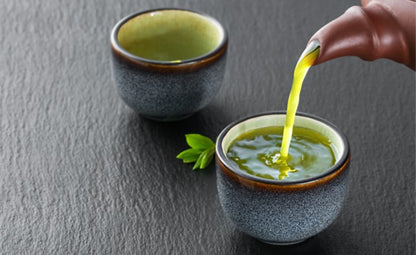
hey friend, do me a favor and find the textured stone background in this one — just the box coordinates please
[1,0,414,254]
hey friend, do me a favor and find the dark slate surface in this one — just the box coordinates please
[1,0,414,254]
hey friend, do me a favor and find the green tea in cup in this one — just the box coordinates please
[216,112,350,245]
[117,9,224,62]
[227,126,336,181]
[111,8,227,121]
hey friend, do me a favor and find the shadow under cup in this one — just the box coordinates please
[216,112,351,245]
[110,9,228,121]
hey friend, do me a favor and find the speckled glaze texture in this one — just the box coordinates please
[111,52,226,121]
[110,9,227,121]
[217,165,349,245]
[215,112,351,245]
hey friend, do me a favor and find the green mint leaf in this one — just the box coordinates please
[176,148,202,163]
[193,152,204,170]
[185,134,214,150]
[193,148,215,170]
[178,134,216,170]
[200,148,215,169]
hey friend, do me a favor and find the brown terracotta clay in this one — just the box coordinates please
[308,0,415,70]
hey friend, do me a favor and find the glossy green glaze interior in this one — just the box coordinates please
[117,10,223,62]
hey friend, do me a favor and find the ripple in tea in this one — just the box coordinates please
[227,126,335,181]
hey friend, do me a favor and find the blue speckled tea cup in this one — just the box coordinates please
[110,8,227,121]
[216,112,350,245]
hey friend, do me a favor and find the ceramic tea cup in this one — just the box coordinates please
[110,8,227,121]
[216,112,351,245]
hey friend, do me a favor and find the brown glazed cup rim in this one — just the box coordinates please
[216,111,350,187]
[110,8,228,67]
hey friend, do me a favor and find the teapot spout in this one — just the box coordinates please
[308,0,415,70]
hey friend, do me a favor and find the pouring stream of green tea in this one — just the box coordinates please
[225,42,333,180]
[279,42,320,160]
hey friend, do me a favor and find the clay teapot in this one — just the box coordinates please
[308,0,415,70]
